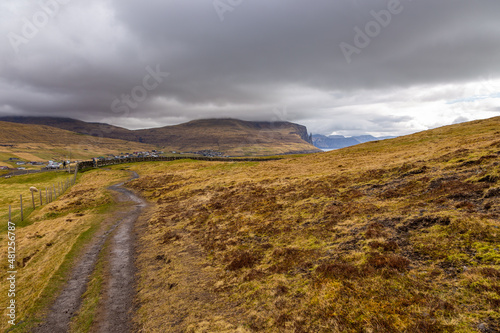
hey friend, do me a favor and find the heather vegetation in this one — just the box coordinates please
[125,117,500,332]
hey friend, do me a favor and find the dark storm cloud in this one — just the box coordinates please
[1,0,499,135]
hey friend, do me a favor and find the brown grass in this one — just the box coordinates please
[0,121,156,162]
[125,116,500,332]
[0,169,130,332]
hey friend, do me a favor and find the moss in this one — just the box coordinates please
[474,242,500,264]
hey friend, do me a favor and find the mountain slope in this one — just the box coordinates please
[0,117,319,156]
[0,116,133,139]
[0,121,154,161]
[126,116,500,332]
[312,133,396,149]
[133,118,317,156]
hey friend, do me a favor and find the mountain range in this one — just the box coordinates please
[0,117,319,156]
[312,134,396,149]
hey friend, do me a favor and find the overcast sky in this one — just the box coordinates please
[1,0,499,136]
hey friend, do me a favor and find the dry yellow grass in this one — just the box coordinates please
[0,172,76,223]
[124,116,500,332]
[0,169,130,332]
[0,121,156,162]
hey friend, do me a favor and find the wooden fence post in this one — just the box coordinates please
[32,191,35,209]
[74,163,78,184]
[20,195,23,221]
[40,191,43,206]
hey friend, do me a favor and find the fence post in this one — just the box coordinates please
[20,195,23,221]
[9,205,11,221]
[32,191,35,209]
[40,190,43,206]
[74,163,78,183]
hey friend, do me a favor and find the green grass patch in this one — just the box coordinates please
[9,220,101,332]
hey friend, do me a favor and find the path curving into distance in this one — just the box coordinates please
[34,172,145,333]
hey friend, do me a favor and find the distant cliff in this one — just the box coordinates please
[312,134,396,149]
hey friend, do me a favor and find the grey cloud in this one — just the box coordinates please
[0,0,499,135]
[453,116,469,124]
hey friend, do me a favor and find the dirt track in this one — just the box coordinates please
[98,176,145,332]
[34,172,145,333]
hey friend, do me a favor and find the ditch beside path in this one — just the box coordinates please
[33,171,145,333]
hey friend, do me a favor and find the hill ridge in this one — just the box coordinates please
[0,116,318,156]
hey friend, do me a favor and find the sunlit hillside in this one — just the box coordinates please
[124,116,500,332]
[0,121,155,164]
[0,169,131,332]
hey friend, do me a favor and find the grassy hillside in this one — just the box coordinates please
[0,117,132,139]
[0,169,131,332]
[123,116,500,332]
[0,117,319,156]
[0,121,155,163]
[133,118,318,156]
[0,172,75,224]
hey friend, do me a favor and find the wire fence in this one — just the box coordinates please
[6,165,78,224]
[5,155,278,223]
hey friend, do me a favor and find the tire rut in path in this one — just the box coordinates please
[98,174,145,333]
[34,172,144,333]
